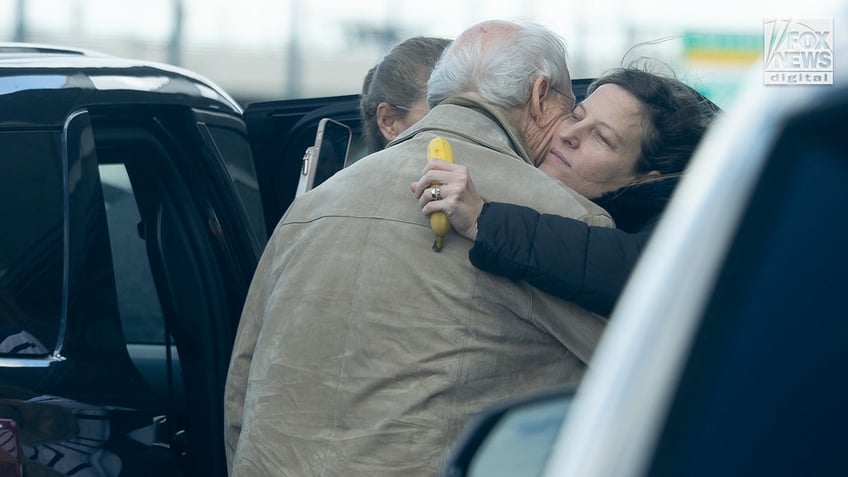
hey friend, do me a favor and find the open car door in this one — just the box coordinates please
[244,94,363,236]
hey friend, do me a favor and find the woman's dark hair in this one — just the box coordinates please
[360,36,451,153]
[587,67,722,177]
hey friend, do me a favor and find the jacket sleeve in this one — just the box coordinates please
[469,202,653,316]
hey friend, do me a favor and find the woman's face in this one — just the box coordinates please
[537,84,647,198]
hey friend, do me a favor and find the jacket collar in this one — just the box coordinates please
[389,95,535,166]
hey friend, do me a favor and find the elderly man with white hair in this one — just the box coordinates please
[225,19,611,477]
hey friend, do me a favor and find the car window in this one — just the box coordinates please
[64,111,140,362]
[202,122,267,245]
[0,130,63,356]
[100,163,167,344]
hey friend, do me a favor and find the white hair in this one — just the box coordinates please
[427,19,570,109]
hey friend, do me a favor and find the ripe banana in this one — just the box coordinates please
[427,136,454,252]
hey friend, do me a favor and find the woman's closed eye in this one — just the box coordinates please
[594,130,611,147]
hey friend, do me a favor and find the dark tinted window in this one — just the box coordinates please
[100,163,166,344]
[64,112,133,361]
[0,130,63,356]
[204,124,266,244]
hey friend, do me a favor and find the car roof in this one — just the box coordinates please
[0,42,242,126]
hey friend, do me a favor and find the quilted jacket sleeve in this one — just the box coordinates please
[468,202,654,316]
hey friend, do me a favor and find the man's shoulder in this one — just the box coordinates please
[393,102,513,147]
[467,163,614,227]
[566,193,615,227]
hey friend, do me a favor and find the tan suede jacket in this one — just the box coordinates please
[224,97,612,477]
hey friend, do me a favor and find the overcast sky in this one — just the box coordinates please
[2,0,842,49]
[1,0,842,104]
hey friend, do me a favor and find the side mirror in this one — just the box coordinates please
[443,386,575,477]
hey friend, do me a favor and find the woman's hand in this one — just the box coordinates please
[410,159,484,242]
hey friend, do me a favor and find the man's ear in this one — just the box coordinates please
[528,76,553,121]
[377,102,402,142]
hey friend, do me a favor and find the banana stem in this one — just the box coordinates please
[432,237,444,252]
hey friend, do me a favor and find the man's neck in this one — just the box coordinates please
[439,96,535,166]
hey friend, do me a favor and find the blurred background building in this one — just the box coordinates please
[0,0,840,108]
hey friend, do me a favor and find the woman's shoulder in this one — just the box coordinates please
[595,176,680,233]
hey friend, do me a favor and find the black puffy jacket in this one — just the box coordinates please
[469,177,678,316]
